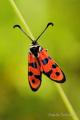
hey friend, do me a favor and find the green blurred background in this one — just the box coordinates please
[0,0,80,120]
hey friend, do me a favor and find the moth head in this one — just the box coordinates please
[32,40,37,45]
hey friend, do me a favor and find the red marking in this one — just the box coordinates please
[28,53,41,91]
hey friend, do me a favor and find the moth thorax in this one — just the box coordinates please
[30,45,40,57]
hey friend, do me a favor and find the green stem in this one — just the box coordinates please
[9,0,34,40]
[9,0,79,120]
[56,84,79,120]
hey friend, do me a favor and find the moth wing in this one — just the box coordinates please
[39,48,66,83]
[28,52,42,91]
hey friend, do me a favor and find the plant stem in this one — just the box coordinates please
[9,0,34,40]
[9,0,79,120]
[56,84,79,120]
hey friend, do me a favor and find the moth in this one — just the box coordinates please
[13,22,66,91]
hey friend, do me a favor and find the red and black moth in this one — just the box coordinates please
[13,22,66,91]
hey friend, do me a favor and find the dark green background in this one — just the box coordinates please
[0,0,80,120]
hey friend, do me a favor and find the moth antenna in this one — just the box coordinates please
[13,24,33,42]
[35,22,54,42]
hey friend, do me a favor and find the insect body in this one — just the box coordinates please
[13,22,66,91]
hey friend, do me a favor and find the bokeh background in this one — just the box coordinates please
[0,0,80,120]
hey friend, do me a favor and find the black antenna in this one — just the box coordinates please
[35,22,54,42]
[13,22,54,43]
[13,25,33,42]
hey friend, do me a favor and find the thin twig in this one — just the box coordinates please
[9,0,34,40]
[56,84,79,120]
